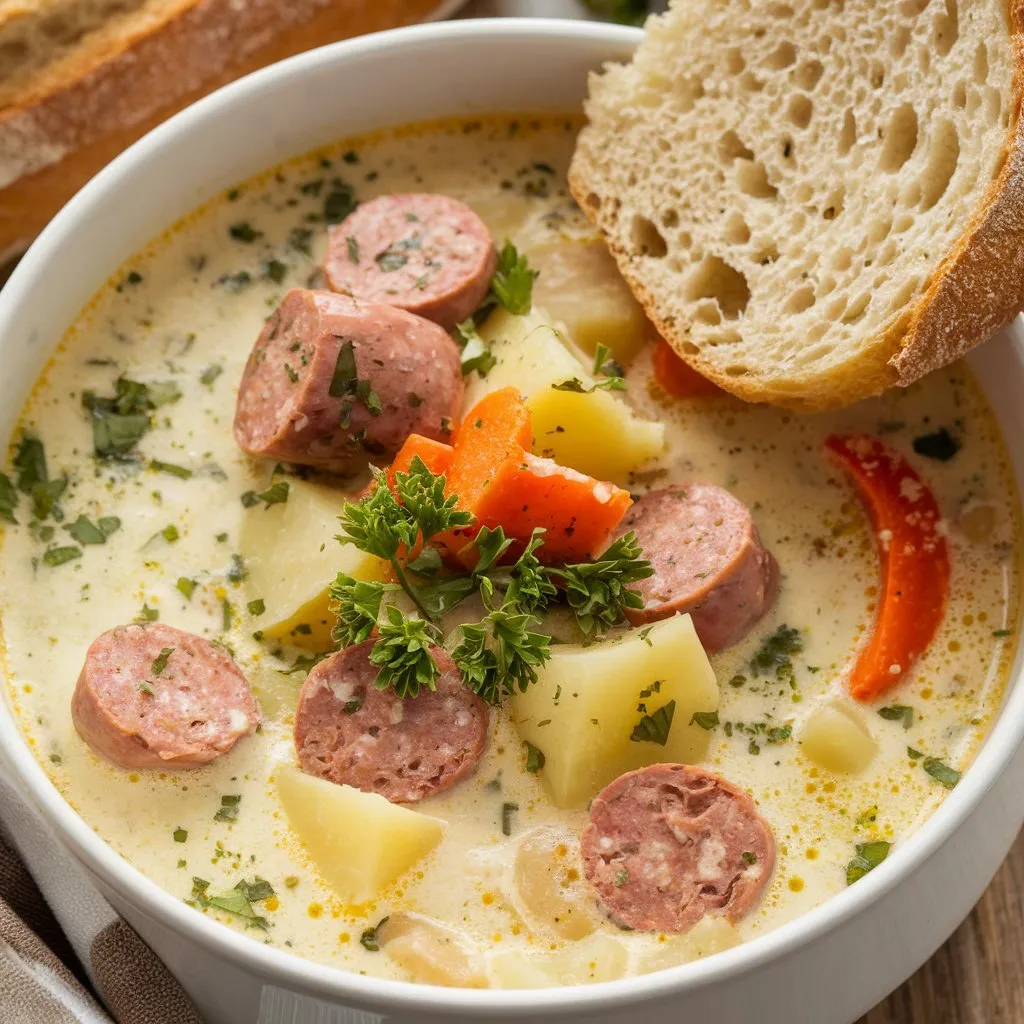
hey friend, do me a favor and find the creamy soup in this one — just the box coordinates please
[0,115,1020,987]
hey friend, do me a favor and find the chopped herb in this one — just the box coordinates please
[221,599,234,632]
[229,222,263,243]
[138,681,154,696]
[200,364,224,387]
[501,801,519,836]
[98,516,122,536]
[216,270,252,292]
[226,554,248,583]
[993,629,1012,638]
[907,746,923,760]
[64,515,108,545]
[524,741,545,773]
[152,647,174,676]
[689,710,720,731]
[125,270,144,285]
[42,546,81,567]
[214,794,241,823]
[486,241,538,316]
[150,459,193,480]
[284,363,299,383]
[247,599,266,616]
[262,259,288,284]
[913,428,960,462]
[922,757,961,789]
[289,227,314,256]
[161,524,180,543]
[375,248,409,273]
[346,236,360,264]
[741,851,757,865]
[454,319,496,378]
[82,377,180,458]
[137,604,159,622]
[173,828,188,843]
[324,180,358,224]
[343,699,363,714]
[360,917,389,952]
[0,473,18,524]
[749,624,803,680]
[614,867,630,887]
[845,840,891,885]
[328,339,382,416]
[630,700,676,745]
[878,705,915,730]
[551,375,625,394]
[176,577,198,600]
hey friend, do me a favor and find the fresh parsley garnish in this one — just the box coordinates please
[524,741,545,773]
[690,710,720,730]
[486,241,538,316]
[13,434,68,521]
[323,179,357,224]
[151,647,174,676]
[630,700,677,745]
[913,428,960,462]
[454,319,496,378]
[845,840,891,885]
[360,917,389,952]
[64,514,119,545]
[82,377,180,458]
[329,339,382,420]
[369,606,440,699]
[229,222,262,244]
[242,480,290,509]
[878,705,915,730]
[214,794,241,823]
[922,757,961,789]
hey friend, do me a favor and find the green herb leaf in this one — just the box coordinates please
[329,574,395,647]
[328,339,381,417]
[64,515,108,545]
[360,917,389,952]
[226,554,248,583]
[394,456,474,545]
[878,705,915,730]
[150,459,193,480]
[14,434,47,492]
[501,801,519,836]
[247,599,266,616]
[551,375,626,394]
[42,545,81,567]
[630,700,677,745]
[524,741,545,773]
[323,180,357,224]
[82,377,179,458]
[176,577,198,600]
[229,222,263,243]
[173,827,188,843]
[369,606,440,699]
[845,840,891,885]
[487,241,538,316]
[689,710,720,731]
[214,794,241,823]
[152,647,174,676]
[453,319,496,378]
[200,364,224,388]
[0,472,17,524]
[749,624,803,678]
[922,757,961,789]
[137,603,159,622]
[913,428,960,462]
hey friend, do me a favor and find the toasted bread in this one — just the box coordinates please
[570,0,1024,410]
[0,0,443,262]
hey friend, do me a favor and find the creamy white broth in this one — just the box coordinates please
[0,115,1020,984]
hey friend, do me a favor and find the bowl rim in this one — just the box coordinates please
[1,15,1022,1015]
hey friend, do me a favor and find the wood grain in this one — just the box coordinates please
[860,830,1024,1023]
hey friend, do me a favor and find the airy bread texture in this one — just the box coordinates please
[0,0,441,262]
[570,0,1024,410]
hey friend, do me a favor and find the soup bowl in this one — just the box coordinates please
[1,18,1023,1024]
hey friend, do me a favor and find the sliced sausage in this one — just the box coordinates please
[617,485,779,651]
[71,623,259,769]
[294,641,489,803]
[324,194,496,329]
[581,764,775,933]
[234,288,462,471]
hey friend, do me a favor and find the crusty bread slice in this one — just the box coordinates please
[0,0,442,262]
[569,0,1024,410]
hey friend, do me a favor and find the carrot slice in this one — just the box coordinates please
[651,337,726,399]
[826,435,950,702]
[387,387,632,564]
[388,435,454,484]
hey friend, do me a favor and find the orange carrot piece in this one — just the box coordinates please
[826,435,950,702]
[651,337,726,399]
[388,434,454,485]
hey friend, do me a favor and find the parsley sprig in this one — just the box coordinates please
[328,458,650,704]
[484,241,538,317]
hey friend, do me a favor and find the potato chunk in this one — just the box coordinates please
[241,478,387,650]
[799,703,878,774]
[637,918,741,974]
[488,934,629,988]
[529,239,648,364]
[276,766,445,904]
[467,307,665,484]
[510,615,719,808]
[378,913,485,988]
[513,827,600,940]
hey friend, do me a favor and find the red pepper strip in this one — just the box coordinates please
[825,435,950,702]
[651,337,727,399]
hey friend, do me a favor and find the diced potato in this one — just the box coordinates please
[513,827,599,940]
[468,307,665,484]
[799,703,878,774]
[378,913,485,988]
[488,934,628,989]
[637,918,741,975]
[528,239,648,365]
[241,478,388,650]
[276,767,445,904]
[463,190,538,245]
[510,615,719,808]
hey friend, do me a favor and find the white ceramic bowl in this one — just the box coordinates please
[1,19,1023,1024]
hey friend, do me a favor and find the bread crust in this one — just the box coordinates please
[0,0,440,262]
[569,0,1024,412]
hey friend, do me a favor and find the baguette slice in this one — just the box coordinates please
[569,0,1024,410]
[0,0,443,262]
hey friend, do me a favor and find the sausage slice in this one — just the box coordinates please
[294,641,489,803]
[72,623,259,769]
[324,194,497,329]
[581,764,775,933]
[234,288,462,471]
[617,485,779,651]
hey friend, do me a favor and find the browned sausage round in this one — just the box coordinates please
[293,641,489,803]
[617,485,779,651]
[580,764,775,933]
[323,194,496,329]
[71,623,259,769]
[233,288,462,471]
